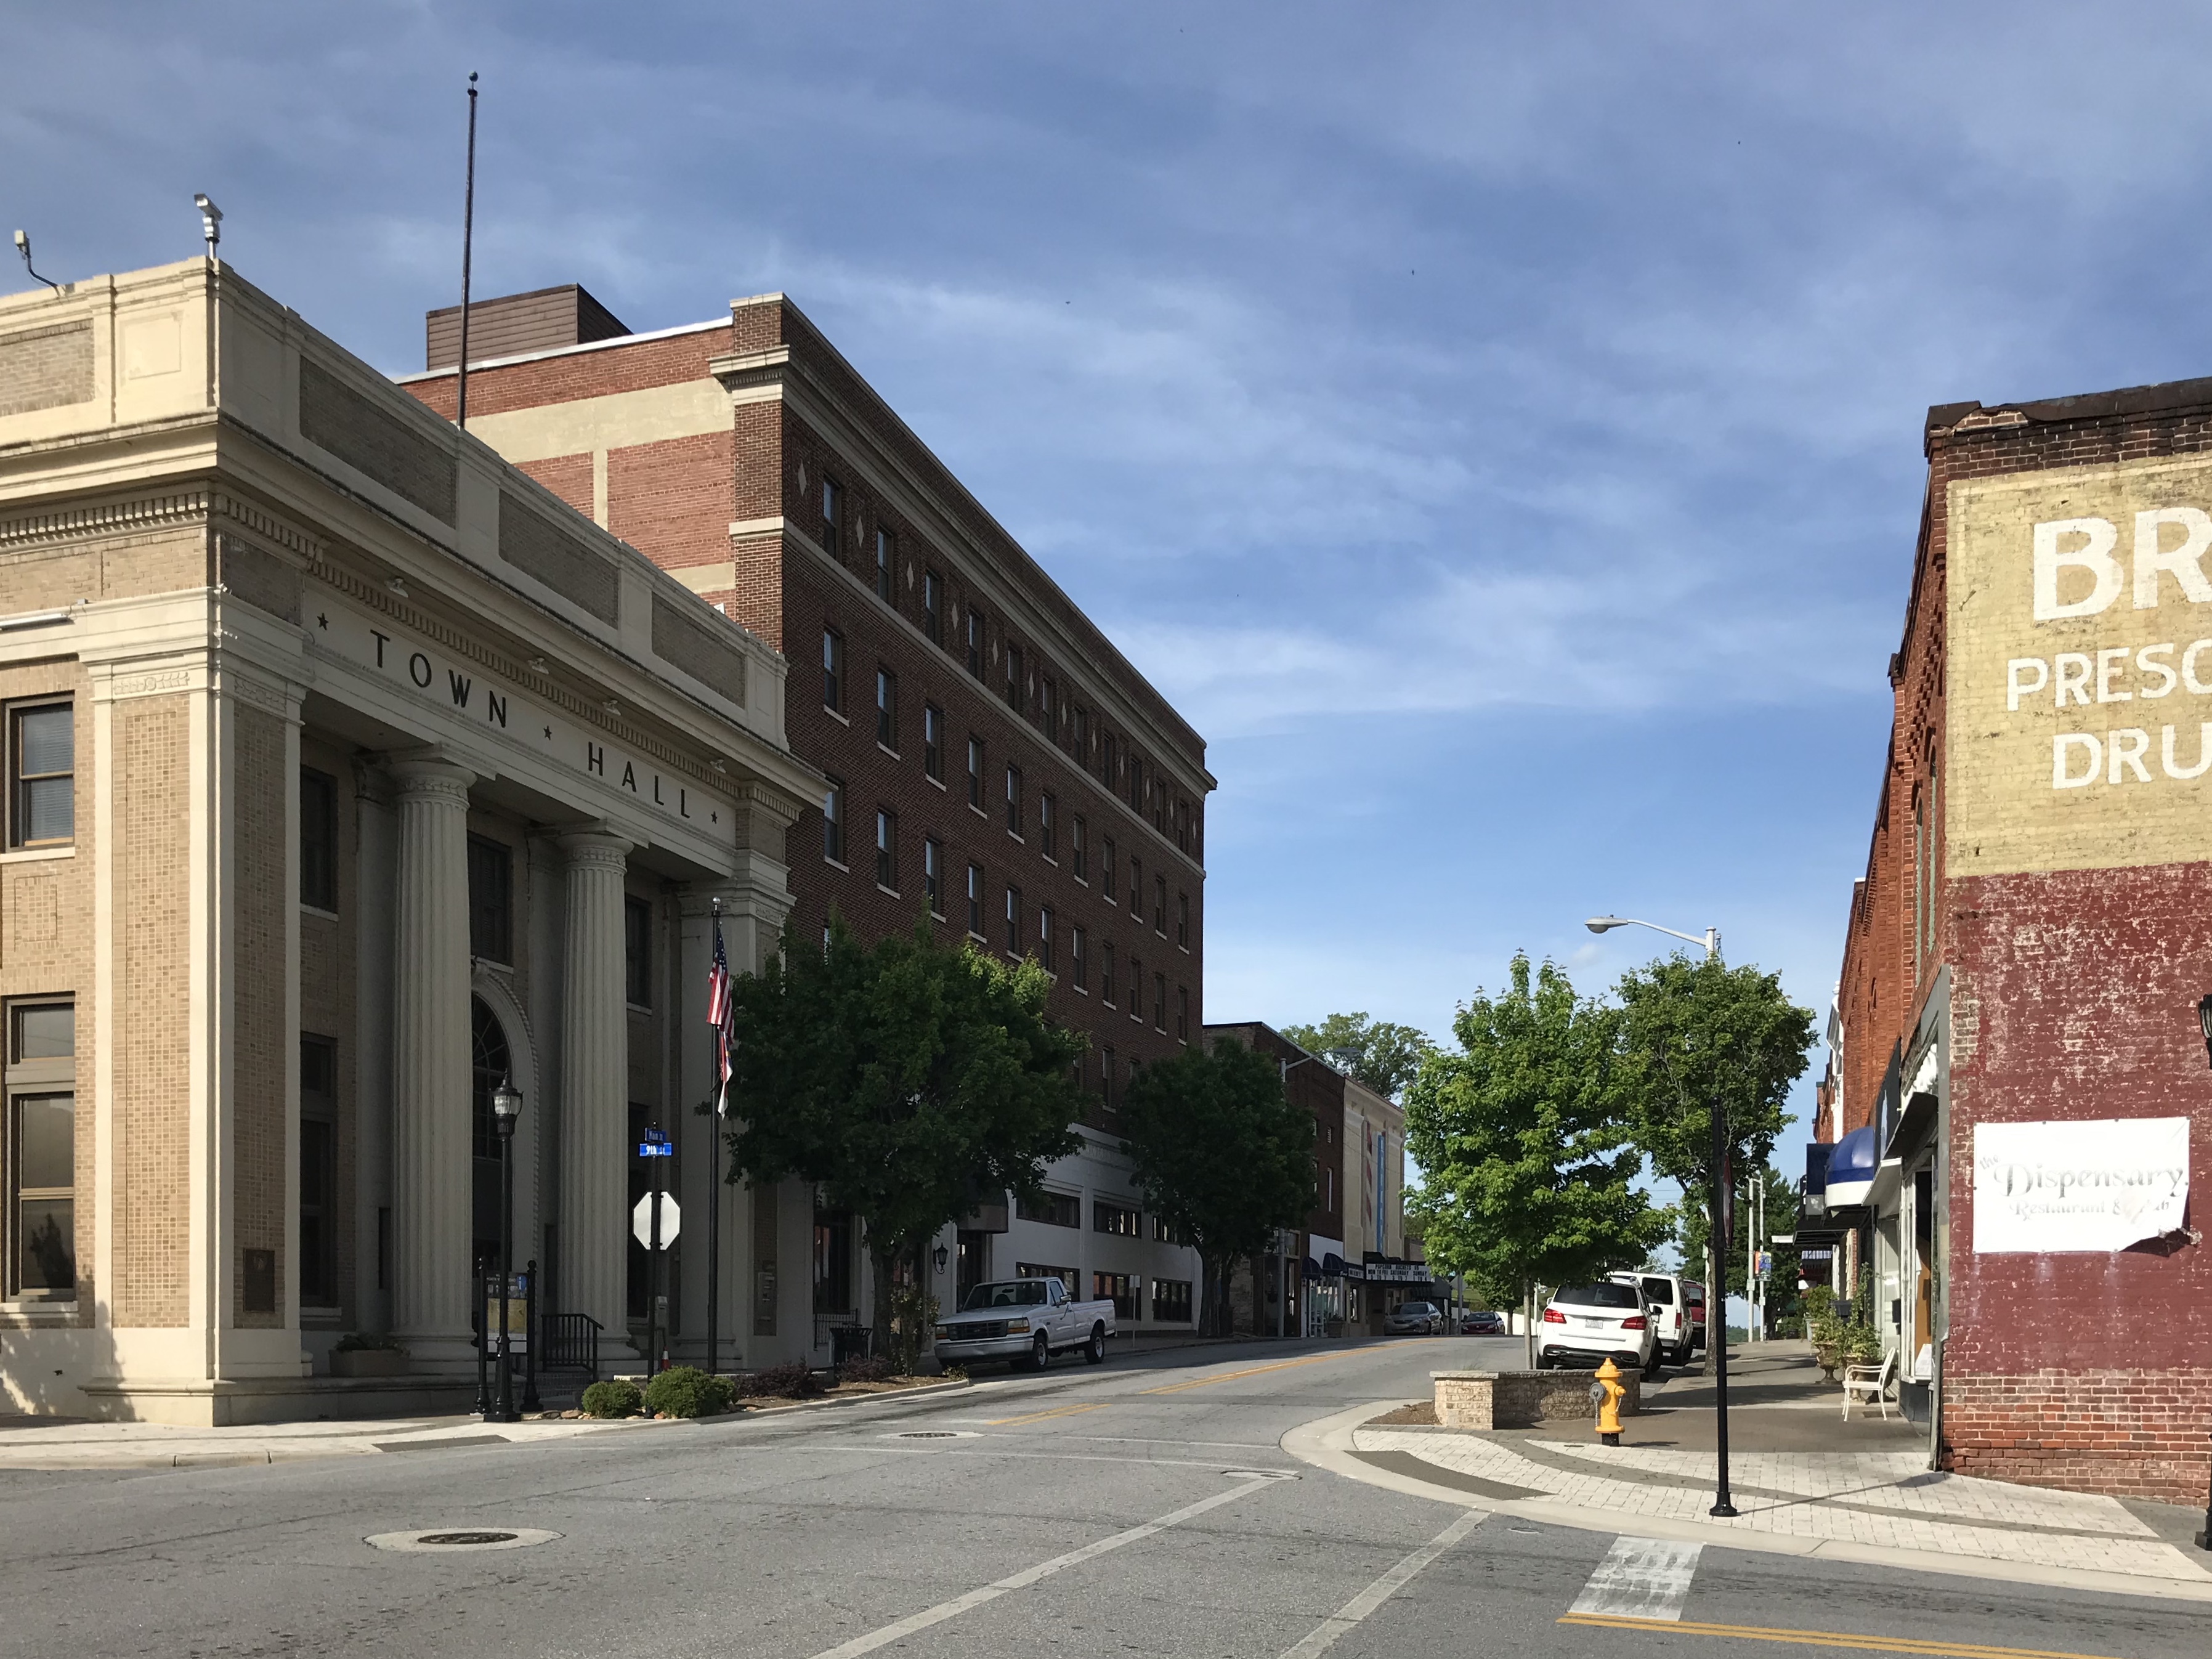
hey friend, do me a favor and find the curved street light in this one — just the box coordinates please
[1585,911,1736,1517]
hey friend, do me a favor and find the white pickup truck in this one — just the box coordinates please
[933,1277,1115,1369]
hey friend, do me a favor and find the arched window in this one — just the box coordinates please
[471,997,511,1271]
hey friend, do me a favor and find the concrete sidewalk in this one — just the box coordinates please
[1287,1345,2212,1600]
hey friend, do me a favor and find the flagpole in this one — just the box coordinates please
[707,897,723,1378]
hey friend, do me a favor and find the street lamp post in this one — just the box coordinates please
[2195,996,2212,1550]
[487,1075,522,1425]
[1586,914,1738,1517]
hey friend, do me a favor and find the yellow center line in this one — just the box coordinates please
[1558,1613,2131,1659]
[984,1401,1115,1427]
[1138,1338,1444,1397]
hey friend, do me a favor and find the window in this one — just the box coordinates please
[300,766,338,912]
[1005,765,1023,837]
[1151,1212,1175,1243]
[1071,926,1087,991]
[1040,793,1056,861]
[1128,755,1143,812]
[624,895,652,1008]
[822,628,845,713]
[1038,906,1055,972]
[1015,1190,1080,1228]
[1177,891,1189,949]
[1094,1199,1140,1237]
[1128,955,1142,1021]
[966,863,984,936]
[1101,946,1116,1008]
[1005,644,1024,713]
[1102,837,1116,904]
[1040,677,1057,737]
[966,608,986,679]
[814,1207,854,1314]
[923,837,944,917]
[1153,971,1167,1031]
[924,705,944,782]
[299,1034,336,1305]
[1074,707,1088,763]
[1154,875,1167,935]
[1005,885,1023,954]
[823,779,846,864]
[7,1000,75,1299]
[1129,856,1143,918]
[875,667,897,750]
[1177,803,1191,855]
[874,527,894,602]
[924,568,944,644]
[875,808,897,891]
[1017,1261,1079,1296]
[1101,1044,1116,1108]
[1071,815,1087,882]
[821,477,843,554]
[1177,984,1189,1042]
[9,702,73,848]
[1150,1278,1193,1324]
[467,836,512,963]
[1093,1272,1139,1321]
[967,737,984,809]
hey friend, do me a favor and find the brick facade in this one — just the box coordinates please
[1831,375,2212,1505]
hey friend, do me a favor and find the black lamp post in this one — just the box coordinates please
[1708,1092,1738,1517]
[486,1074,522,1424]
[2197,997,2212,1550]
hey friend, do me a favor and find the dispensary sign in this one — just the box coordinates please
[1971,1117,2190,1252]
[1950,455,2212,875]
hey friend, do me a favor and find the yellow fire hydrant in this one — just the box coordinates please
[1594,1357,1626,1446]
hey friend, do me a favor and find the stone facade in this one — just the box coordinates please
[0,260,814,1422]
[1432,1368,1640,1431]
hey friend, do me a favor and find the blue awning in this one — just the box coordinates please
[1300,1257,1321,1282]
[1321,1252,1346,1278]
[1825,1125,1877,1209]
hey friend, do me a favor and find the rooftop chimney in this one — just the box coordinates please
[425,283,629,371]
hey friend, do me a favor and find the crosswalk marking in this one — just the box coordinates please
[1569,1536,1704,1622]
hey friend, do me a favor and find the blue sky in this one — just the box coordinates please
[14,3,2212,1183]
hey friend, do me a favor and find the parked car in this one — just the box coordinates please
[1460,1310,1507,1336]
[1384,1299,1444,1334]
[1608,1271,1693,1368]
[933,1277,1114,1369]
[1684,1280,1708,1350]
[1537,1282,1657,1374]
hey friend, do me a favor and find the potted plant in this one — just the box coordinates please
[1804,1288,1843,1379]
[330,1332,409,1378]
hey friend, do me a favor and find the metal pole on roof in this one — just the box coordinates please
[456,71,479,429]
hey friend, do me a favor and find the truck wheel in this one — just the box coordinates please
[1084,1324,1105,1365]
[1027,1332,1050,1370]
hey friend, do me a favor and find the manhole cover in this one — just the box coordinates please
[886,1429,980,1440]
[365,1527,561,1553]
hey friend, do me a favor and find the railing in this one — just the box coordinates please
[543,1313,602,1379]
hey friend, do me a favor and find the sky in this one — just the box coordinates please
[13,2,2212,1190]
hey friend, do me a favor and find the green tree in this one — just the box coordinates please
[1403,954,1668,1367]
[1120,1039,1316,1337]
[1677,1163,1802,1336]
[1615,953,1814,1362]
[724,917,1085,1367]
[1280,1012,1433,1101]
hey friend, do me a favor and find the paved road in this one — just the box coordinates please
[0,1336,2203,1659]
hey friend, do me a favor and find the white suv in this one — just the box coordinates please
[1610,1272,1693,1368]
[1537,1281,1656,1374]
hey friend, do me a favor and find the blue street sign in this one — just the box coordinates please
[642,1127,670,1144]
[637,1142,675,1158]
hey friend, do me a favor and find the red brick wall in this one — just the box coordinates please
[1943,1369,2212,1503]
[516,453,593,519]
[607,431,733,575]
[407,324,731,419]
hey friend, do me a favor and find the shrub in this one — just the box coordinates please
[580,1379,643,1418]
[736,1361,824,1400]
[334,1331,406,1353]
[835,1353,897,1385]
[643,1366,737,1419]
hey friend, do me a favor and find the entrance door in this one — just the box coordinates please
[955,1230,989,1308]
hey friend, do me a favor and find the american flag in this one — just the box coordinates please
[707,911,734,1115]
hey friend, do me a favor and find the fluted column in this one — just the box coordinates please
[389,756,476,1360]
[558,830,632,1339]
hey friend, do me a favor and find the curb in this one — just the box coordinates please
[1280,1401,2212,1605]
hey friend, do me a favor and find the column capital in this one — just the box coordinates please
[386,749,476,805]
[556,825,633,872]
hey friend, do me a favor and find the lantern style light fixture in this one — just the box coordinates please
[932,1242,950,1273]
[493,1076,522,1138]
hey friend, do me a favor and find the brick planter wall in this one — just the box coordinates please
[1942,1369,2212,1504]
[1433,1368,1640,1430]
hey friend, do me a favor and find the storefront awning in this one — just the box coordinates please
[1825,1125,1878,1209]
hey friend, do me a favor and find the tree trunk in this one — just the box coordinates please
[870,1238,896,1362]
[1523,1278,1536,1371]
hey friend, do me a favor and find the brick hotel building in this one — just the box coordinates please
[1813,373,2212,1503]
[402,285,1214,1351]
